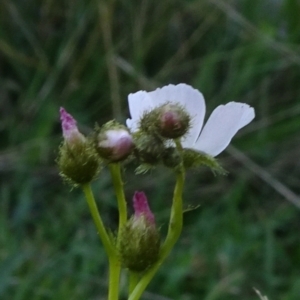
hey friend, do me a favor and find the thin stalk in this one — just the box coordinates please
[129,271,140,295]
[82,184,115,255]
[128,162,185,300]
[108,256,121,300]
[108,163,128,232]
[82,184,120,300]
[108,163,128,299]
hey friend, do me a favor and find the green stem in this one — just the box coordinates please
[129,271,140,295]
[109,163,128,232]
[108,163,128,299]
[82,184,120,300]
[82,184,115,256]
[108,257,121,300]
[128,166,185,300]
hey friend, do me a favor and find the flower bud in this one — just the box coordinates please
[57,108,101,185]
[134,132,165,165]
[156,104,190,138]
[95,121,134,162]
[162,147,182,168]
[140,103,190,139]
[118,191,160,272]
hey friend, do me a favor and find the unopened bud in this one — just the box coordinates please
[95,121,134,162]
[140,103,190,139]
[118,191,160,272]
[134,132,165,165]
[162,147,182,168]
[156,104,190,138]
[57,108,101,185]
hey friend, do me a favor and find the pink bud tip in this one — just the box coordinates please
[157,104,190,138]
[161,110,180,128]
[133,191,155,224]
[59,107,84,143]
[60,107,77,138]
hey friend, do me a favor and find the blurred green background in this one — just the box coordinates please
[1,0,300,299]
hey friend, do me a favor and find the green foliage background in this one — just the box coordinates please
[1,0,300,299]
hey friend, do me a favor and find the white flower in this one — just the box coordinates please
[126,84,255,157]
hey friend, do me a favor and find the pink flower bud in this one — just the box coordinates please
[157,104,190,138]
[97,128,134,162]
[60,107,85,144]
[58,108,101,186]
[118,191,160,272]
[133,191,155,225]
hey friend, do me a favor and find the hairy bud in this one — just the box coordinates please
[57,108,101,185]
[134,132,166,165]
[118,192,160,272]
[95,121,134,162]
[140,103,190,139]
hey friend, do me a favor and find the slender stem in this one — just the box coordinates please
[82,184,120,300]
[129,271,140,295]
[108,256,121,300]
[109,163,128,232]
[82,184,115,256]
[108,163,128,300]
[128,162,185,300]
[174,139,183,152]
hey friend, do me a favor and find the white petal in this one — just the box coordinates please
[126,118,135,131]
[127,90,153,132]
[194,102,255,157]
[148,84,206,146]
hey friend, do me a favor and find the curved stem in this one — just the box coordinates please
[82,184,120,300]
[129,271,140,295]
[82,184,115,256]
[109,163,128,232]
[128,165,185,300]
[108,163,128,300]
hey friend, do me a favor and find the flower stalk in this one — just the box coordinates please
[108,256,121,300]
[128,141,185,300]
[81,184,120,300]
[108,163,127,232]
[129,271,140,295]
[82,184,115,256]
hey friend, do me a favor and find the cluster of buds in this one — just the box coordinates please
[57,108,161,272]
[57,108,101,185]
[57,108,134,186]
[132,103,191,168]
[58,83,255,178]
[57,83,255,278]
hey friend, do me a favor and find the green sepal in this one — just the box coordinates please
[118,216,161,272]
[182,148,227,175]
[135,164,155,175]
[183,204,201,213]
[57,138,102,187]
[133,131,166,165]
[162,146,182,168]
